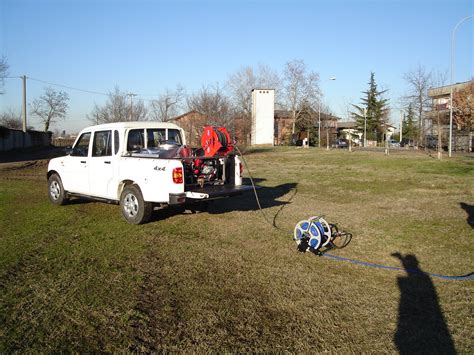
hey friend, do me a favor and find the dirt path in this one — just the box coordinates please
[0,147,64,168]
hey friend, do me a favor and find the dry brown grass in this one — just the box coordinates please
[0,147,473,352]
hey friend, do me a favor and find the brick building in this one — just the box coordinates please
[426,80,473,151]
[170,111,208,146]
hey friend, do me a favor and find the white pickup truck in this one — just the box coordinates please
[47,122,252,224]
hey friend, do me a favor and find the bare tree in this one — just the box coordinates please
[452,80,474,131]
[283,59,320,134]
[0,108,22,129]
[430,71,448,160]
[88,86,148,124]
[149,85,185,122]
[256,63,281,104]
[226,66,257,143]
[227,66,257,120]
[187,84,233,127]
[30,87,69,132]
[226,63,281,117]
[402,64,432,144]
[0,55,10,94]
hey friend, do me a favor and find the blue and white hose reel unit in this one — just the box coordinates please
[293,216,334,253]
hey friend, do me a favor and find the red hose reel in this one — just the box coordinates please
[201,126,234,157]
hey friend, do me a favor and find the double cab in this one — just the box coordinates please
[47,122,252,224]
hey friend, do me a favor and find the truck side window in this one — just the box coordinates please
[168,129,182,145]
[71,132,91,157]
[147,129,165,148]
[92,130,112,157]
[127,129,145,152]
[114,130,120,155]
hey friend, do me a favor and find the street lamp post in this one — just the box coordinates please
[449,15,473,158]
[318,77,336,149]
[22,75,27,133]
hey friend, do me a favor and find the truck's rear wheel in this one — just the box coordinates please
[48,174,68,205]
[120,185,152,224]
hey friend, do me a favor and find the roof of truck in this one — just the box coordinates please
[80,121,183,132]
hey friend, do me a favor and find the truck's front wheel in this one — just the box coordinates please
[48,174,68,205]
[120,185,153,224]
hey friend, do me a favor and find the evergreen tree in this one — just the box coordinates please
[352,72,390,142]
[402,103,418,140]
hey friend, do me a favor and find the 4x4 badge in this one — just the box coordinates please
[154,166,166,171]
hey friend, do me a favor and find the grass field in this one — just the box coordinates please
[0,148,473,352]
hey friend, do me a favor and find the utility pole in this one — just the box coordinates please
[326,114,330,150]
[22,75,27,132]
[127,92,137,121]
[318,100,321,148]
[399,110,403,143]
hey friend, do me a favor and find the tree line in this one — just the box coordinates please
[0,55,472,147]
[0,57,325,141]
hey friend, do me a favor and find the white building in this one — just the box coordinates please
[251,89,275,145]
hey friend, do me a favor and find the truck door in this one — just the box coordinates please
[62,132,91,194]
[88,130,115,198]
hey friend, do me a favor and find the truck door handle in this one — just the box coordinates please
[80,161,86,164]
[104,161,111,164]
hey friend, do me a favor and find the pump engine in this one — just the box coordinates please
[184,126,238,187]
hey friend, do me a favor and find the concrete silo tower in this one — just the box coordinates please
[251,89,274,145]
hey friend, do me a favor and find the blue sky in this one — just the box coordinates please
[1,0,473,132]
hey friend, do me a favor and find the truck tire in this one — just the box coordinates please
[120,185,153,224]
[48,174,68,205]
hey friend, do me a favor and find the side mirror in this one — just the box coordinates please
[65,146,73,155]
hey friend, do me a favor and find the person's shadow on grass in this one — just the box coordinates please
[392,253,456,354]
[460,202,474,228]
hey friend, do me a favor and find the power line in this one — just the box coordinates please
[27,76,109,96]
[4,75,162,101]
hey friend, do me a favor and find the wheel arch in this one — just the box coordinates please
[119,182,152,224]
[47,170,60,180]
[117,179,140,199]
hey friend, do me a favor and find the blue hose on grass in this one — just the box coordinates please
[236,146,473,282]
[321,253,474,281]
